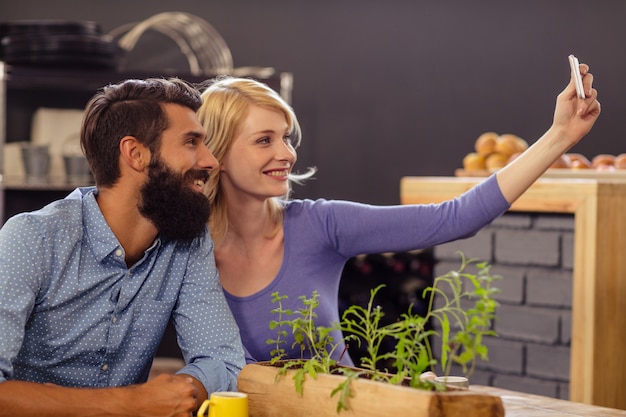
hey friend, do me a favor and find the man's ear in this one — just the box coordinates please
[119,135,150,172]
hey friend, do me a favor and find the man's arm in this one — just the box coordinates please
[0,374,199,417]
[172,231,245,395]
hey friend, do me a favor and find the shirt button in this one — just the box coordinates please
[112,316,117,324]
[115,249,123,257]
[101,364,109,371]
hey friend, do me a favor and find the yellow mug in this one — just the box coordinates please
[197,391,248,417]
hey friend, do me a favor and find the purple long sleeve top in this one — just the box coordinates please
[224,175,510,366]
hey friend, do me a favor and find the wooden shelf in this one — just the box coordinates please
[400,176,626,410]
[455,168,626,180]
[0,175,92,190]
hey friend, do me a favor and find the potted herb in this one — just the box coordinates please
[237,254,505,417]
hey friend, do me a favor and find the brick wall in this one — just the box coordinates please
[432,211,574,400]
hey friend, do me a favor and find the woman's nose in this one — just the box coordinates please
[277,141,297,163]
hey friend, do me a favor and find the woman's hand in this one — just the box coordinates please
[495,60,601,204]
[551,62,601,149]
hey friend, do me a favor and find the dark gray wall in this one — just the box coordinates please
[2,1,624,204]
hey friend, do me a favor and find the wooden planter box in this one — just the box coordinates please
[237,363,504,417]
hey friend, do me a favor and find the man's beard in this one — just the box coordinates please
[138,159,211,242]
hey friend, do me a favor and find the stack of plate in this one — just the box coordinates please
[0,19,119,69]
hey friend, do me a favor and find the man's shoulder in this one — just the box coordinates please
[162,225,213,255]
[4,188,92,231]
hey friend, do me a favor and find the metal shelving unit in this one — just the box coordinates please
[0,62,292,225]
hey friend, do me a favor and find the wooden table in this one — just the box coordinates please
[472,385,626,416]
[400,176,626,410]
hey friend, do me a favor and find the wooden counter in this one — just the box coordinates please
[472,385,626,416]
[400,176,626,410]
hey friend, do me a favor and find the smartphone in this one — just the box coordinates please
[568,54,586,99]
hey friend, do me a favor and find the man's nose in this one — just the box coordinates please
[199,144,219,170]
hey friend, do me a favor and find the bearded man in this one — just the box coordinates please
[0,78,245,417]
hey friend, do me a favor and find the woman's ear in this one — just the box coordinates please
[119,135,150,172]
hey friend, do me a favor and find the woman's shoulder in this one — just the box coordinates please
[282,198,342,215]
[283,198,374,229]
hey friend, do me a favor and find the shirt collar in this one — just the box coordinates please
[78,188,164,267]
[76,187,123,264]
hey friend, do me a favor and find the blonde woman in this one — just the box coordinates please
[198,67,599,366]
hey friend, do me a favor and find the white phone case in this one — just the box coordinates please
[568,55,586,99]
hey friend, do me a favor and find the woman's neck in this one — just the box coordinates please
[224,198,281,243]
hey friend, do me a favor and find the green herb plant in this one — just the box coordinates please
[267,252,501,413]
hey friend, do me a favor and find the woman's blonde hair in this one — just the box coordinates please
[198,76,315,244]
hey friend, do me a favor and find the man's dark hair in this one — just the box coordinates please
[80,77,202,187]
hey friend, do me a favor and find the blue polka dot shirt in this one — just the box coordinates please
[0,187,245,394]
